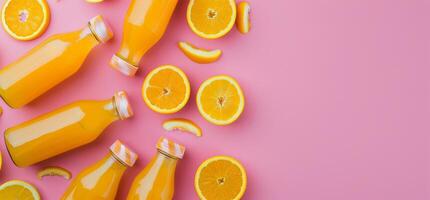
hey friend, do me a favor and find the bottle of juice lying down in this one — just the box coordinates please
[127,137,185,200]
[61,140,138,200]
[110,0,179,76]
[4,91,133,167]
[0,15,113,108]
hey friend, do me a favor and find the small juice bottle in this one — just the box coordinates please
[4,91,133,167]
[126,137,185,200]
[110,0,179,76]
[0,15,113,108]
[61,140,138,200]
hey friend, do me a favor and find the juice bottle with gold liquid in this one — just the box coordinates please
[61,140,138,200]
[4,91,133,167]
[0,15,113,108]
[110,0,179,76]
[126,137,185,200]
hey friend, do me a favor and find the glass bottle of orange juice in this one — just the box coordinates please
[0,15,113,108]
[126,137,185,200]
[110,0,179,76]
[61,140,138,200]
[4,91,133,167]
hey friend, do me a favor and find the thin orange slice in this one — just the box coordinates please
[236,2,251,34]
[163,118,202,137]
[37,166,72,180]
[178,41,222,64]
[197,75,245,125]
[1,0,50,41]
[195,156,247,200]
[187,0,236,39]
[0,180,40,200]
[142,65,191,114]
[0,150,2,171]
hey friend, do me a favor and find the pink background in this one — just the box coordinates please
[0,0,429,199]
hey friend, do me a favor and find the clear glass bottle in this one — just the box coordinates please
[110,0,179,76]
[0,15,113,108]
[4,91,133,167]
[126,137,185,200]
[61,140,138,200]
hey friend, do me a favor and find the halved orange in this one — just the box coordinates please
[163,118,203,137]
[0,180,40,200]
[37,166,72,180]
[1,0,50,41]
[178,41,222,64]
[187,0,236,39]
[142,65,191,114]
[197,75,245,125]
[195,156,247,200]
[236,2,251,34]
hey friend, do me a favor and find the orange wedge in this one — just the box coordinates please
[1,0,50,41]
[236,2,251,34]
[187,0,236,39]
[142,65,191,114]
[0,180,40,200]
[37,166,72,180]
[178,42,222,64]
[163,118,202,137]
[195,156,247,200]
[197,75,245,125]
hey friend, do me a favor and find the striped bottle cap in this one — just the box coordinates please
[89,15,113,43]
[110,140,138,167]
[113,91,134,120]
[156,137,185,159]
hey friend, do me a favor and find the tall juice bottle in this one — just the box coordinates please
[110,0,179,76]
[0,15,113,108]
[4,91,133,167]
[61,140,138,200]
[126,137,185,200]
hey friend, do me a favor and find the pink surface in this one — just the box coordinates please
[0,0,429,199]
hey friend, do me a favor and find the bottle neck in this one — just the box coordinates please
[155,150,179,169]
[78,25,101,47]
[92,153,128,176]
[98,98,121,122]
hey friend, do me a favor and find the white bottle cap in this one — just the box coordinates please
[110,54,139,77]
[89,15,113,43]
[113,91,134,120]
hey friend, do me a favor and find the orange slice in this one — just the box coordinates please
[0,150,2,171]
[163,118,202,137]
[1,0,50,41]
[178,41,222,64]
[37,166,72,180]
[187,0,236,39]
[0,180,40,200]
[236,2,251,34]
[142,65,191,114]
[197,75,245,125]
[195,156,247,200]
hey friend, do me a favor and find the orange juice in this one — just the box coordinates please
[4,91,133,167]
[110,0,178,76]
[126,137,185,200]
[61,140,138,200]
[0,15,113,108]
